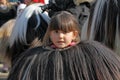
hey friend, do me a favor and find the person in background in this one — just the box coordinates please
[23,0,33,6]
[43,0,93,30]
[33,0,48,4]
[16,3,26,17]
[0,19,16,73]
[24,0,48,6]
[0,0,18,73]
[81,0,120,55]
[0,0,18,27]
[9,0,18,2]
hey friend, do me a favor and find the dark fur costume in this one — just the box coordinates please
[6,3,50,66]
[47,0,91,29]
[81,0,120,54]
[7,41,120,80]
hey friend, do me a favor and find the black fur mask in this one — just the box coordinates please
[49,0,76,11]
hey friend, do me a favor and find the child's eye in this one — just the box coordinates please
[54,30,59,33]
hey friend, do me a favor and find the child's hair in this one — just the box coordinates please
[43,11,80,46]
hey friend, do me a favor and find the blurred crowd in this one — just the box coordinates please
[0,0,48,75]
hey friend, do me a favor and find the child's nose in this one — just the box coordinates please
[59,33,64,38]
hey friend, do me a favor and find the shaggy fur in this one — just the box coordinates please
[7,41,120,80]
[0,19,15,59]
[81,0,120,55]
[47,0,91,29]
[1,3,50,66]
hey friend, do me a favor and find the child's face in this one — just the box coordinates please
[24,0,31,5]
[50,30,78,48]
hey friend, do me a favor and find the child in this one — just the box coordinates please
[8,11,120,80]
[43,11,80,49]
